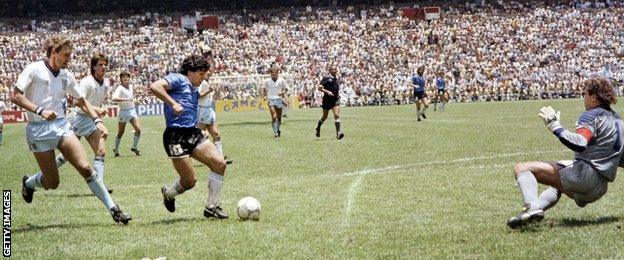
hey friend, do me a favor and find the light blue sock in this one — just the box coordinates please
[277,121,281,132]
[132,134,140,150]
[93,156,105,180]
[114,137,121,152]
[86,174,116,210]
[272,121,278,135]
[0,132,3,145]
[25,172,44,189]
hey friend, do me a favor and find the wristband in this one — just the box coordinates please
[35,106,44,116]
[94,118,103,125]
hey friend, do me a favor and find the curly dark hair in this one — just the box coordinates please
[179,55,209,75]
[584,77,616,105]
[90,53,108,75]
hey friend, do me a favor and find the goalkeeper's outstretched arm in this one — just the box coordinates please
[539,106,592,152]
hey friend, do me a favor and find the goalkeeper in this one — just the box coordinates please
[507,78,624,229]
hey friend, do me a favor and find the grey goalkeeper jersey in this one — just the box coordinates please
[554,106,624,182]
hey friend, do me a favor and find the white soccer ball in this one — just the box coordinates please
[237,196,261,221]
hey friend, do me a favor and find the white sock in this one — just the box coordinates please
[207,172,224,208]
[86,174,116,210]
[93,156,105,180]
[536,186,561,211]
[25,172,44,189]
[55,154,66,168]
[214,140,223,157]
[516,171,539,210]
[164,178,185,199]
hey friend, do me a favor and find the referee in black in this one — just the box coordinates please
[315,64,344,140]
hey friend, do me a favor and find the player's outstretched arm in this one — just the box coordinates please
[538,106,590,152]
[150,79,183,115]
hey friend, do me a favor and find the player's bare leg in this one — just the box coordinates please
[162,157,198,213]
[316,109,330,137]
[60,135,131,224]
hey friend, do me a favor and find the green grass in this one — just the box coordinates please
[2,99,624,258]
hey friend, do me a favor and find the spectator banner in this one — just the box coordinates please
[202,16,219,30]
[1,111,28,123]
[401,8,425,20]
[424,7,441,20]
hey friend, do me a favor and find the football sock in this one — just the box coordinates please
[421,105,428,114]
[207,172,224,208]
[25,172,44,189]
[164,178,185,199]
[0,132,3,145]
[93,156,105,180]
[215,140,223,157]
[277,120,281,133]
[536,186,561,211]
[272,121,278,135]
[132,133,140,150]
[334,119,341,134]
[55,154,66,168]
[316,120,324,130]
[516,171,539,210]
[114,136,121,152]
[441,101,446,110]
[86,174,116,210]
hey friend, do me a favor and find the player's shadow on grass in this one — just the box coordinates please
[44,193,96,198]
[150,217,201,225]
[14,222,105,233]
[220,119,314,127]
[556,216,620,228]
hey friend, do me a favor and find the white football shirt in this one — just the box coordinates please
[14,61,83,122]
[265,77,287,99]
[198,79,214,107]
[113,85,135,110]
[77,75,109,115]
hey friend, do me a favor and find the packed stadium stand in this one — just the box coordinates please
[0,0,622,110]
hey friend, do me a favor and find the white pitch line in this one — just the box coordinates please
[339,149,568,231]
[335,149,568,177]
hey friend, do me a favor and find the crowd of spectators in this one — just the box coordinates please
[1,0,623,111]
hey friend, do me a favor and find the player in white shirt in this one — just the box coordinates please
[11,37,131,224]
[262,67,288,137]
[44,53,113,192]
[0,99,5,145]
[112,71,142,157]
[197,68,232,164]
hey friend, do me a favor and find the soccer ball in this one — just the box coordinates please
[237,196,261,221]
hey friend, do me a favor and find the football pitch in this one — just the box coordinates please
[2,99,623,258]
